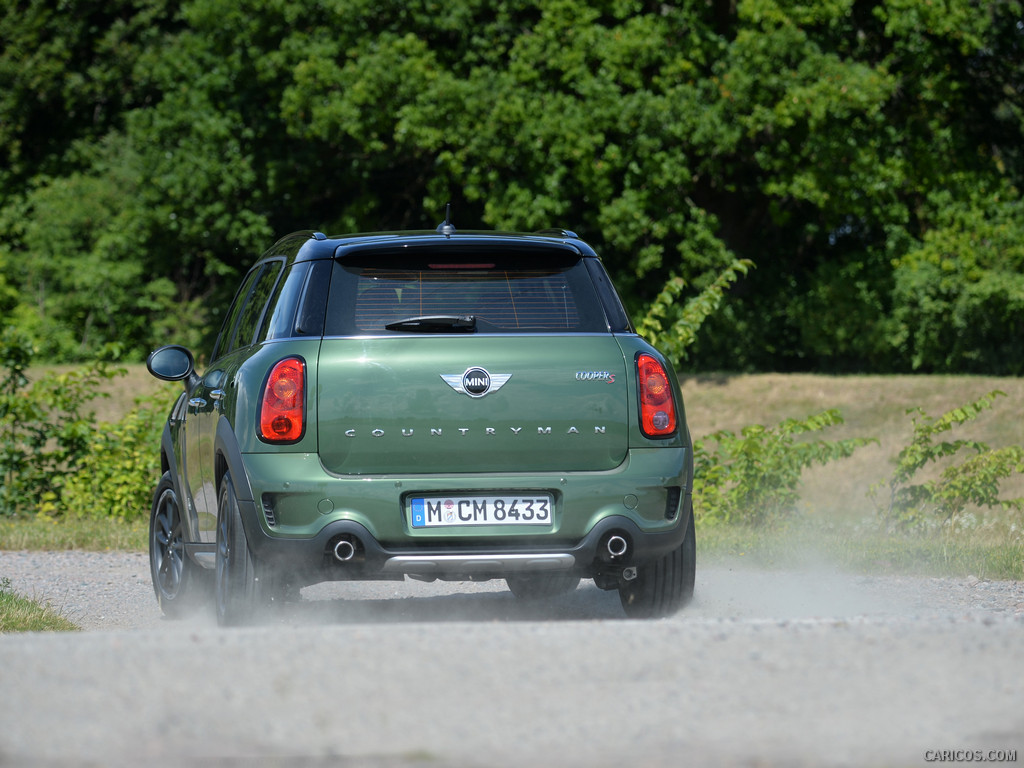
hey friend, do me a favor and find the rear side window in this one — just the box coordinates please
[211,267,261,361]
[232,260,283,352]
[211,261,284,360]
[325,251,608,335]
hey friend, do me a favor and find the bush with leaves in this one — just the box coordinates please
[0,329,121,517]
[62,394,171,523]
[695,409,876,528]
[871,391,1024,532]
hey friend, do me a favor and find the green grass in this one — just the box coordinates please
[0,577,79,633]
[0,517,147,552]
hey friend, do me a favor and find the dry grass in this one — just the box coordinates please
[680,373,1024,522]
[0,518,148,552]
[25,363,176,424]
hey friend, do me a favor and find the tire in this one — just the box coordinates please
[506,572,581,600]
[215,472,259,627]
[149,472,208,617]
[618,503,696,619]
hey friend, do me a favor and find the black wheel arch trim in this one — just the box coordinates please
[214,415,255,504]
[158,422,204,545]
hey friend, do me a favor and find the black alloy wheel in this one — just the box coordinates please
[149,471,206,617]
[215,472,259,627]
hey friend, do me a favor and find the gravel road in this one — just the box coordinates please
[2,551,1023,767]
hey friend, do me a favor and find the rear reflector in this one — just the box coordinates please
[259,357,306,443]
[637,353,677,438]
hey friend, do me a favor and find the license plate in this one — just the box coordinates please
[409,494,553,528]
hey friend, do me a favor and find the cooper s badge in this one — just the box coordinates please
[440,367,512,398]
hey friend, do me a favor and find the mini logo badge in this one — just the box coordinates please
[441,367,512,398]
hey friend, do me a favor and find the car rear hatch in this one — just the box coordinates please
[313,242,631,475]
[315,335,629,475]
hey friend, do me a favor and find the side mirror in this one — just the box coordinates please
[146,345,195,382]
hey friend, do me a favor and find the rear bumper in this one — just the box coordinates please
[242,509,689,585]
[234,446,692,587]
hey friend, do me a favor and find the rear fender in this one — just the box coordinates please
[214,415,262,549]
[214,415,255,503]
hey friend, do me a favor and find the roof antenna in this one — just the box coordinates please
[436,202,456,236]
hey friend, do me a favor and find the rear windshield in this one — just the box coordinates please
[324,252,609,334]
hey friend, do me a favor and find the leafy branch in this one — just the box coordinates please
[637,258,755,365]
[871,391,1024,530]
[695,409,876,528]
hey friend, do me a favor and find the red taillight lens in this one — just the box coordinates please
[259,357,305,443]
[637,353,677,438]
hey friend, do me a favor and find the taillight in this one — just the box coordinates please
[637,353,677,438]
[259,357,305,443]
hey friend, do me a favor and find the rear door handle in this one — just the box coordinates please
[188,398,207,410]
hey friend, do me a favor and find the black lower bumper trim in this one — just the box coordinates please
[240,499,690,587]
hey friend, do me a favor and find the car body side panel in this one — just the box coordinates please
[159,417,203,545]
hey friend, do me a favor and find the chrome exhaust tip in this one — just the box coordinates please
[333,537,357,562]
[606,534,628,559]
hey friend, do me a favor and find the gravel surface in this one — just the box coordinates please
[2,551,1023,767]
[1,550,162,630]
[2,549,1024,630]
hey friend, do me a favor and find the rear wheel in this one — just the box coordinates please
[215,472,259,626]
[506,572,581,600]
[619,503,696,619]
[149,472,208,617]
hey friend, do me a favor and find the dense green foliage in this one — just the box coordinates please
[0,332,165,519]
[61,396,168,521]
[0,329,120,515]
[2,0,1022,371]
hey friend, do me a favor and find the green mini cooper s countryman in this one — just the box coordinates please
[146,216,695,625]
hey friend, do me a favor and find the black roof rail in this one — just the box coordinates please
[535,228,579,239]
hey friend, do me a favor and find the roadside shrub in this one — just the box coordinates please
[871,391,1024,532]
[0,329,121,516]
[0,329,167,522]
[61,395,169,523]
[694,409,876,528]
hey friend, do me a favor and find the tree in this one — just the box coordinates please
[0,0,1021,369]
